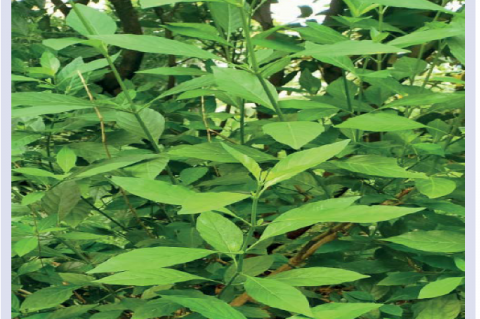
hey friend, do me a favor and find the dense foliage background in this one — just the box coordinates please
[11,0,465,318]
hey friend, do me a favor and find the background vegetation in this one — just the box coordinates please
[11,0,465,318]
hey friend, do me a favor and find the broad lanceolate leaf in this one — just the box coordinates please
[213,67,278,110]
[383,230,465,253]
[12,92,93,118]
[196,211,244,253]
[88,247,214,273]
[309,302,382,319]
[263,122,324,150]
[221,143,262,180]
[137,67,207,76]
[57,147,77,173]
[169,142,276,163]
[111,176,250,214]
[76,154,161,178]
[20,286,78,312]
[42,181,81,220]
[90,35,219,60]
[389,26,464,48]
[413,295,461,319]
[332,155,427,178]
[265,140,350,188]
[95,268,206,286]
[66,4,117,36]
[419,277,464,299]
[160,294,247,319]
[361,0,451,12]
[208,2,242,34]
[386,92,465,107]
[336,112,425,131]
[270,267,369,286]
[140,0,223,8]
[244,277,313,317]
[415,178,457,199]
[116,108,165,143]
[297,41,408,58]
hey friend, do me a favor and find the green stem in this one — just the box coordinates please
[239,100,246,144]
[376,5,384,71]
[238,6,285,121]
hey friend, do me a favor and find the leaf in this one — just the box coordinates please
[361,0,451,12]
[123,155,169,179]
[213,67,278,110]
[261,200,423,241]
[377,272,425,286]
[111,176,250,215]
[386,93,465,107]
[160,294,247,319]
[413,295,461,319]
[12,92,93,118]
[244,277,313,316]
[88,247,214,273]
[262,122,325,150]
[43,37,85,51]
[294,23,348,44]
[332,155,427,178]
[270,267,369,286]
[20,286,77,312]
[383,230,465,253]
[180,167,209,185]
[116,108,165,143]
[46,304,98,319]
[221,143,262,180]
[165,23,230,45]
[209,2,242,34]
[66,4,117,36]
[140,0,223,8]
[309,302,382,319]
[76,154,160,178]
[14,238,38,257]
[264,140,350,188]
[415,178,457,199]
[91,35,219,60]
[137,67,208,76]
[132,299,180,319]
[42,181,81,220]
[13,168,60,179]
[95,268,206,286]
[169,142,276,163]
[297,40,408,58]
[448,36,465,64]
[336,112,425,131]
[197,211,244,253]
[57,147,77,173]
[419,277,464,299]
[389,27,463,48]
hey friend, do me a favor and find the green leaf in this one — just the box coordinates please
[263,122,325,150]
[180,167,209,185]
[95,268,206,286]
[90,35,219,60]
[169,142,276,163]
[260,197,359,241]
[116,108,165,143]
[221,143,262,180]
[132,299,180,319]
[332,155,427,178]
[14,238,38,257]
[137,67,208,76]
[294,23,348,44]
[270,267,369,286]
[13,168,60,179]
[66,4,117,36]
[454,257,465,271]
[383,230,465,253]
[57,147,77,173]
[389,27,463,48]
[386,93,465,107]
[309,302,382,319]
[43,37,85,51]
[88,247,214,273]
[244,277,313,317]
[377,272,425,286]
[213,67,278,110]
[42,181,81,220]
[123,155,169,180]
[413,295,461,319]
[209,2,242,34]
[361,0,451,12]
[264,140,350,188]
[336,112,425,131]
[20,286,77,312]
[297,40,408,58]
[196,211,244,253]
[45,304,98,319]
[12,93,93,118]
[76,154,160,178]
[160,294,247,319]
[415,178,457,199]
[419,277,464,299]
[140,0,223,8]
[21,192,45,206]
[165,23,230,45]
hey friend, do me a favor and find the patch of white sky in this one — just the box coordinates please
[271,0,331,25]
